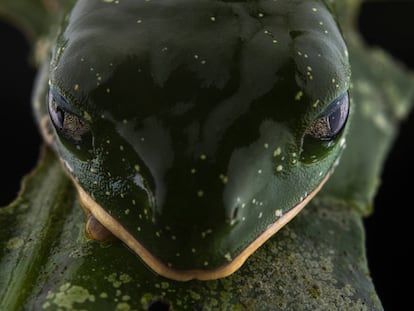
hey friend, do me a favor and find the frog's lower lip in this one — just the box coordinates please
[71,172,331,281]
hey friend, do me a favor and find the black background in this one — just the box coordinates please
[0,2,413,310]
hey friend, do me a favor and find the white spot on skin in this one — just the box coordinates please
[273,147,282,157]
[258,212,263,219]
[257,169,262,174]
[191,168,197,174]
[312,7,317,12]
[191,248,196,253]
[200,154,207,160]
[210,16,216,22]
[204,261,209,266]
[136,19,142,24]
[74,84,80,91]
[224,252,232,261]
[197,190,204,197]
[276,165,283,172]
[264,143,269,149]
[275,209,283,217]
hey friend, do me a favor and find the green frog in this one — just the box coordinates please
[29,0,351,281]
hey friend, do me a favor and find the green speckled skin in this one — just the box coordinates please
[32,0,351,271]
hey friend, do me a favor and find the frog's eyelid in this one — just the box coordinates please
[318,92,349,118]
[48,87,83,117]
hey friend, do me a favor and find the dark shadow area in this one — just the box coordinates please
[359,2,414,310]
[0,21,41,206]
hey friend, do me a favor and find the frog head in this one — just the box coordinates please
[43,0,350,281]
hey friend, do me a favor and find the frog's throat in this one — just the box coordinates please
[73,173,330,281]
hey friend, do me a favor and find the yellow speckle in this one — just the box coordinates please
[313,99,320,108]
[105,191,110,196]
[210,16,216,22]
[307,66,312,72]
[200,154,207,160]
[273,147,282,157]
[312,7,317,12]
[119,145,124,151]
[276,165,283,172]
[224,252,232,261]
[272,39,278,44]
[83,111,92,122]
[264,143,269,149]
[106,88,111,93]
[136,19,142,24]
[74,84,80,91]
[258,212,263,219]
[219,174,228,184]
[191,168,197,174]
[191,248,196,253]
[275,209,283,217]
[295,91,303,101]
[204,261,209,266]
[171,235,176,240]
[134,165,140,172]
[197,190,204,197]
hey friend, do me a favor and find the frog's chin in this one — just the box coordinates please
[71,173,330,282]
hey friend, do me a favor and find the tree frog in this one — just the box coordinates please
[33,0,351,281]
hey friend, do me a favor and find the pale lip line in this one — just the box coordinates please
[72,172,331,281]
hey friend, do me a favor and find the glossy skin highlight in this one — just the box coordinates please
[34,0,351,280]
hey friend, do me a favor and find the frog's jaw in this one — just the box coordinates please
[73,172,330,281]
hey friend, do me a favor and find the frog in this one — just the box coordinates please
[25,0,351,281]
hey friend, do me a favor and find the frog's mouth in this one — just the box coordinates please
[71,172,330,281]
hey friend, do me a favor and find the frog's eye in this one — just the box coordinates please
[305,92,349,140]
[48,90,91,143]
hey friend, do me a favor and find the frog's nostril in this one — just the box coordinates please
[147,299,171,311]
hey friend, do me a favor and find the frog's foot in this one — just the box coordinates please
[85,213,117,242]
